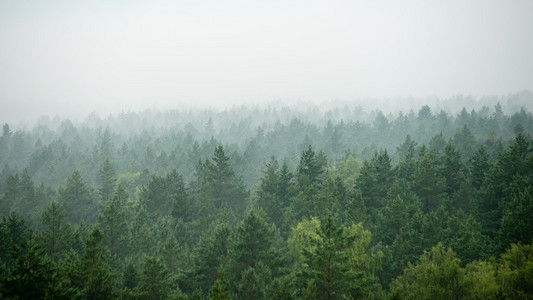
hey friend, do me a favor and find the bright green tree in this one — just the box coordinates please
[389,243,468,299]
[208,269,231,300]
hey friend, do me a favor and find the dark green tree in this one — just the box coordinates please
[191,222,232,293]
[0,212,28,278]
[413,151,445,214]
[0,230,55,299]
[194,145,249,218]
[469,145,490,190]
[40,200,72,260]
[98,158,116,203]
[97,184,130,257]
[58,171,97,224]
[136,256,172,300]
[228,207,283,297]
[499,186,533,251]
[75,226,118,299]
[441,141,463,196]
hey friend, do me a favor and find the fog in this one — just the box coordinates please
[1,0,533,123]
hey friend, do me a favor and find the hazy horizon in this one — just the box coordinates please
[2,0,533,123]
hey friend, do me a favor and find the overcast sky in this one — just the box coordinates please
[1,0,532,122]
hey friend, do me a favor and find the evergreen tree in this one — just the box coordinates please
[256,157,282,227]
[58,171,97,224]
[413,151,445,214]
[0,174,20,217]
[194,145,249,218]
[228,207,282,293]
[0,230,56,299]
[97,184,130,257]
[72,226,118,299]
[499,186,533,251]
[98,158,116,203]
[298,216,380,299]
[441,141,463,196]
[469,145,490,190]
[191,222,232,293]
[137,256,172,300]
[208,270,232,300]
[0,212,28,278]
[40,200,72,260]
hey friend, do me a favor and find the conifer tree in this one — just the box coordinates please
[58,171,96,224]
[41,200,71,260]
[98,158,116,203]
[0,230,55,299]
[209,270,231,300]
[97,184,129,257]
[137,256,172,300]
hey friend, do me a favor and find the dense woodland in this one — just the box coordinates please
[1,99,533,299]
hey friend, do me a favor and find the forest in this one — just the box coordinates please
[1,99,533,299]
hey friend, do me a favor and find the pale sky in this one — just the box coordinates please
[1,0,532,122]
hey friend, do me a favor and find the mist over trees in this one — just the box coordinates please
[1,97,533,298]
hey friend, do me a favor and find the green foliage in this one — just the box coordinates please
[137,256,172,300]
[58,171,97,224]
[499,186,533,251]
[191,222,232,293]
[414,150,445,214]
[209,270,232,300]
[0,230,55,299]
[497,242,533,299]
[65,226,119,299]
[297,216,381,299]
[390,243,468,299]
[97,184,130,257]
[194,145,249,220]
[1,103,532,299]
[40,200,72,260]
[99,158,116,203]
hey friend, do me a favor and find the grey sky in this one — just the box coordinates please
[1,0,532,123]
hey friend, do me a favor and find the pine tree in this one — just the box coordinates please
[413,151,445,214]
[78,226,118,299]
[192,222,232,293]
[194,145,249,218]
[41,200,71,260]
[499,186,533,251]
[229,207,282,292]
[0,173,20,217]
[209,270,232,300]
[58,171,97,224]
[297,216,379,299]
[469,145,490,190]
[137,256,172,300]
[98,158,116,203]
[441,141,463,196]
[0,230,55,299]
[97,184,129,257]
